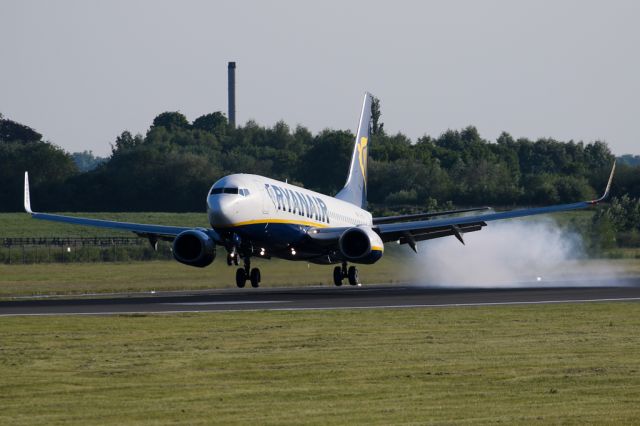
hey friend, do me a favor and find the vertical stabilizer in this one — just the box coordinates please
[335,92,373,208]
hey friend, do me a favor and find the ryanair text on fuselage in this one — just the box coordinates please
[264,183,329,224]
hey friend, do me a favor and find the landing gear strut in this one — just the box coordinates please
[236,256,260,288]
[226,251,239,266]
[333,262,359,286]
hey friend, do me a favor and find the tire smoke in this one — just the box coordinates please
[410,217,613,288]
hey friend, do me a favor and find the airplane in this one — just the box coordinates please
[23,93,616,288]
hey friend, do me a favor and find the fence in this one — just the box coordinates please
[0,237,173,264]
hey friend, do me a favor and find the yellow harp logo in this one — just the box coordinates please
[357,136,368,186]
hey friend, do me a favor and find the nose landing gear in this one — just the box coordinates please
[333,262,359,286]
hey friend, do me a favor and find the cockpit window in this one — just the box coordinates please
[210,187,249,196]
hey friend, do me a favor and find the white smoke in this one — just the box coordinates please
[410,217,618,288]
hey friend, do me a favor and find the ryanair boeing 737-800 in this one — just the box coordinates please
[23,93,615,288]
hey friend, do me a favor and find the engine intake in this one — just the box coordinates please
[172,230,216,268]
[338,227,384,264]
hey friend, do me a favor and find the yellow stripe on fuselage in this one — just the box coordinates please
[213,218,331,229]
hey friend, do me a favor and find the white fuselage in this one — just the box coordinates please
[207,174,373,230]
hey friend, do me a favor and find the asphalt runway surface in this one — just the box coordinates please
[2,277,640,316]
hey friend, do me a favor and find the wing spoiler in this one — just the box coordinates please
[372,206,491,225]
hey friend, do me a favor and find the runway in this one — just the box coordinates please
[2,276,640,316]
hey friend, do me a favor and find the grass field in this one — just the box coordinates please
[0,256,412,298]
[1,257,640,299]
[1,303,639,424]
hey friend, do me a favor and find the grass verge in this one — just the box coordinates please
[1,257,639,299]
[0,303,639,424]
[0,257,411,297]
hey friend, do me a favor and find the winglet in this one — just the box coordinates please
[590,162,616,204]
[24,171,33,214]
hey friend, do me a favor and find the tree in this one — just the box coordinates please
[618,154,640,167]
[299,130,353,194]
[0,117,42,143]
[590,210,617,250]
[111,131,143,154]
[151,111,190,131]
[72,151,107,172]
[192,112,227,135]
[0,141,77,211]
[370,96,384,135]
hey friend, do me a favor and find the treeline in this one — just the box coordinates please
[1,110,639,213]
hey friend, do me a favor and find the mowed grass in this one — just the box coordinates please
[1,303,639,425]
[1,256,640,298]
[0,256,412,297]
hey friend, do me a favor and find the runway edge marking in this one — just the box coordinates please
[1,296,640,317]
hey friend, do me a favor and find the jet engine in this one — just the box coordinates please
[338,226,384,264]
[172,230,216,268]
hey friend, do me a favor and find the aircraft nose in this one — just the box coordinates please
[207,195,239,226]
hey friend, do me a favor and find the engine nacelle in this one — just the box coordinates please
[172,230,216,268]
[338,226,384,264]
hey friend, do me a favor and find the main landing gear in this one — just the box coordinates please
[333,261,359,286]
[235,256,261,289]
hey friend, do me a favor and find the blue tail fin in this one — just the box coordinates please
[335,92,373,208]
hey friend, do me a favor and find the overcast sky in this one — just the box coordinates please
[1,0,639,157]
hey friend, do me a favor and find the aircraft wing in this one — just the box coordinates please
[375,163,616,251]
[372,206,490,225]
[23,172,215,243]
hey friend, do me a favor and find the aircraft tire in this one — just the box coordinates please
[236,268,246,288]
[348,266,359,286]
[250,268,261,288]
[333,266,343,286]
[226,254,233,266]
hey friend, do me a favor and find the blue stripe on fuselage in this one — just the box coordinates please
[213,222,309,250]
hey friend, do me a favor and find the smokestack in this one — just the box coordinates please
[228,61,236,128]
